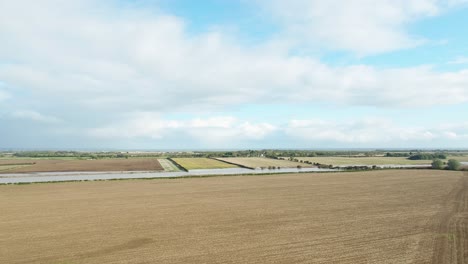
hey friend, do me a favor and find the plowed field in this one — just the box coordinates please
[1,170,467,263]
[0,158,163,173]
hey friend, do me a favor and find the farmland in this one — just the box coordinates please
[294,156,468,166]
[171,158,237,170]
[216,157,313,169]
[294,156,432,165]
[0,158,164,173]
[1,170,467,263]
[447,155,468,162]
[157,159,181,172]
[0,164,31,172]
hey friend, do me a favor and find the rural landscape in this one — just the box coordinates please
[2,0,468,263]
[1,150,468,263]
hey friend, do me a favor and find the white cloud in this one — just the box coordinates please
[285,118,468,143]
[88,113,277,144]
[0,90,9,102]
[0,0,467,119]
[255,0,463,55]
[449,56,468,64]
[89,114,468,146]
[437,122,468,139]
[10,110,61,123]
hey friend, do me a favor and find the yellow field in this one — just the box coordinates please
[1,170,466,263]
[171,158,237,170]
[216,157,313,169]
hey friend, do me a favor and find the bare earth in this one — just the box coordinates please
[0,158,164,173]
[1,170,467,264]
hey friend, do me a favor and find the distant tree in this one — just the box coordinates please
[297,165,302,169]
[447,159,461,171]
[431,159,444,169]
[409,153,447,160]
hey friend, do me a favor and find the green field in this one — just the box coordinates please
[157,159,181,172]
[294,156,468,166]
[447,156,468,162]
[171,158,237,170]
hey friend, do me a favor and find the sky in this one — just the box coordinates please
[1,0,468,150]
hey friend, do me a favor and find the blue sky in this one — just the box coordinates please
[1,0,468,150]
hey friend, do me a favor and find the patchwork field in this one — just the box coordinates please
[0,158,164,173]
[216,157,313,169]
[294,156,431,166]
[1,170,467,263]
[171,158,237,170]
[294,156,468,166]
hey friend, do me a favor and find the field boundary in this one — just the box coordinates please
[167,158,188,172]
[211,158,254,170]
[157,159,180,172]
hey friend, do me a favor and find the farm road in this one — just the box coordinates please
[432,171,468,263]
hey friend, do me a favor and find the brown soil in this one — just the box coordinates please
[431,171,468,263]
[0,170,467,263]
[0,158,164,173]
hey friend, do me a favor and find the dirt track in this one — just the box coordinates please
[432,171,468,263]
[1,170,467,263]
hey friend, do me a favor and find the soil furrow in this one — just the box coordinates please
[432,172,468,264]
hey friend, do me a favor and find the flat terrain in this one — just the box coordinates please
[2,170,466,263]
[171,158,237,170]
[157,159,180,172]
[295,156,433,166]
[216,157,313,169]
[448,156,468,162]
[0,164,31,172]
[295,156,468,166]
[0,158,164,173]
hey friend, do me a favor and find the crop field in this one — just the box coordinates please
[157,159,181,172]
[171,158,237,170]
[0,159,36,165]
[448,155,468,162]
[0,164,31,172]
[294,156,468,166]
[0,158,164,173]
[294,156,432,165]
[216,157,313,169]
[1,170,467,263]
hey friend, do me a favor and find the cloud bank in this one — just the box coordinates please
[0,0,467,148]
[87,114,468,147]
[1,0,467,114]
